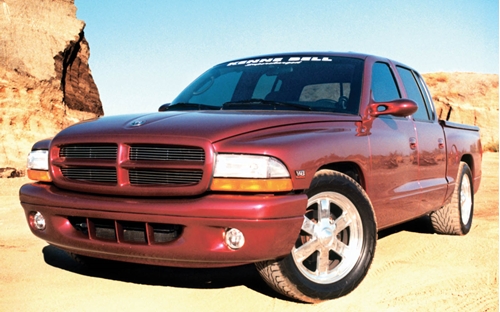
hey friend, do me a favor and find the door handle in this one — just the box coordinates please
[438,138,445,149]
[409,137,417,150]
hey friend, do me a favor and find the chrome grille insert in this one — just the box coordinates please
[61,167,117,184]
[60,144,117,159]
[53,142,209,195]
[129,145,205,162]
[129,169,203,185]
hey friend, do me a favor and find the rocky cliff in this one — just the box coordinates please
[423,72,499,152]
[0,1,497,177]
[0,0,102,177]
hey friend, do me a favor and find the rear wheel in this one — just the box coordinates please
[256,170,376,303]
[431,161,474,235]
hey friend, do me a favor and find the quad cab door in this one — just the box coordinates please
[396,67,447,213]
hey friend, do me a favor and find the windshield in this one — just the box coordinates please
[171,56,364,114]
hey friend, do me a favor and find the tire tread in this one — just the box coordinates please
[430,162,473,235]
[255,170,376,303]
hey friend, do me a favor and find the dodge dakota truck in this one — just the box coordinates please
[20,52,482,303]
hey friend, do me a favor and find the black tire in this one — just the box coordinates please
[255,170,377,303]
[431,161,474,235]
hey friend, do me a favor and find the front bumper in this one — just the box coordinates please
[20,183,307,268]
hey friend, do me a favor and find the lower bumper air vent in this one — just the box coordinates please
[68,217,182,244]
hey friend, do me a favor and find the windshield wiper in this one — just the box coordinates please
[222,99,311,111]
[165,103,220,111]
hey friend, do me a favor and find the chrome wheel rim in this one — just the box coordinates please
[292,192,363,284]
[460,173,473,225]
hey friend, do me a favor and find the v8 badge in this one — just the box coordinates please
[295,170,306,179]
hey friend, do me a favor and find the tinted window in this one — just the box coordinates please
[189,71,242,105]
[371,62,400,102]
[172,56,364,114]
[397,66,430,121]
[252,74,279,99]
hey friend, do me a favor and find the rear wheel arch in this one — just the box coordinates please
[461,154,474,177]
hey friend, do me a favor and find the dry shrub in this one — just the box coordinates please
[491,79,499,89]
[483,142,499,153]
[424,72,449,88]
[435,73,449,83]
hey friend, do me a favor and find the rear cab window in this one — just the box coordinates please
[396,66,433,121]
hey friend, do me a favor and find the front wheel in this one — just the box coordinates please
[256,170,377,303]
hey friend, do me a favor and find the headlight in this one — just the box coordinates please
[27,150,52,182]
[214,154,290,178]
[211,154,292,192]
[27,150,49,170]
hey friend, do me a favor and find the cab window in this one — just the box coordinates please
[371,62,401,102]
[396,66,431,121]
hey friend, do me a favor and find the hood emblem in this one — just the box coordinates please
[130,120,146,127]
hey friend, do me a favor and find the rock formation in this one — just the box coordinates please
[0,0,102,175]
[423,72,499,152]
[0,1,497,177]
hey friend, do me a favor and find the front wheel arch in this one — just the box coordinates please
[318,162,366,188]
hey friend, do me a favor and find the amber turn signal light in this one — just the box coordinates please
[27,169,52,182]
[211,178,293,192]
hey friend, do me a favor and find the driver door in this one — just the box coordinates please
[366,62,421,229]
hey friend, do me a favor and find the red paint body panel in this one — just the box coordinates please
[19,52,482,267]
[20,183,306,267]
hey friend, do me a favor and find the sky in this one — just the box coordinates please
[74,0,499,116]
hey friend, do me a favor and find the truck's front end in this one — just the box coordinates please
[20,53,374,303]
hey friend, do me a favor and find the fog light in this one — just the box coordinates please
[224,228,245,250]
[32,212,46,230]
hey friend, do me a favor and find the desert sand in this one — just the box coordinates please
[0,153,497,311]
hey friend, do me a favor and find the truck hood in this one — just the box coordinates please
[53,111,357,143]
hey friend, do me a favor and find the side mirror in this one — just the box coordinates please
[369,99,418,117]
[158,103,171,112]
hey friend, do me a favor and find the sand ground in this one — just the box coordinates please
[1,153,497,311]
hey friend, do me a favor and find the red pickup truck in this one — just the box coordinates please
[20,52,482,303]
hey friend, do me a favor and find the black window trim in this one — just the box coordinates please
[414,72,437,121]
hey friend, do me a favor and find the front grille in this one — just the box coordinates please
[52,142,211,196]
[68,217,182,244]
[61,167,117,184]
[129,169,203,185]
[60,144,117,159]
[129,145,204,162]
